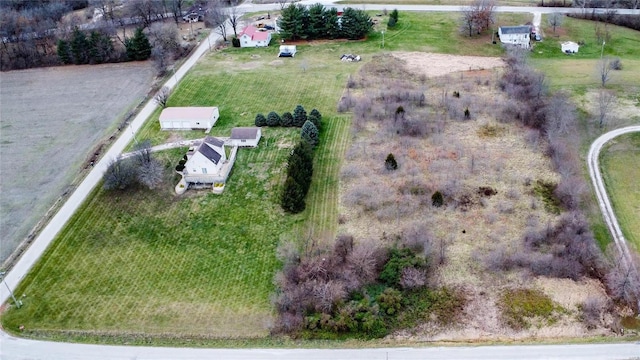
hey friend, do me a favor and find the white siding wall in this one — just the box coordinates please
[185,151,222,175]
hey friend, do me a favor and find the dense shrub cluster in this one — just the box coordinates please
[278,4,373,40]
[272,231,450,339]
[103,141,163,190]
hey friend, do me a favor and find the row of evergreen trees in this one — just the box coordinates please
[255,106,322,129]
[278,4,373,41]
[57,27,151,65]
[281,141,314,213]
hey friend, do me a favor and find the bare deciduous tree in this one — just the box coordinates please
[134,140,163,189]
[228,5,241,38]
[205,3,229,41]
[460,0,495,37]
[547,12,563,33]
[596,89,615,128]
[154,86,171,108]
[277,0,289,10]
[597,57,614,87]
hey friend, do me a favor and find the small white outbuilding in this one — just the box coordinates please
[159,107,219,133]
[278,45,297,57]
[561,41,580,54]
[229,127,262,147]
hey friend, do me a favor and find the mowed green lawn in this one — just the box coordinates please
[600,133,640,252]
[531,16,640,90]
[2,43,357,338]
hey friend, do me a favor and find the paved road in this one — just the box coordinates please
[1,330,639,360]
[587,125,640,304]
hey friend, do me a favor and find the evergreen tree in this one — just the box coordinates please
[278,3,308,40]
[387,17,397,28]
[301,120,319,146]
[390,9,399,22]
[126,28,152,61]
[307,3,326,40]
[288,141,314,195]
[281,112,294,127]
[293,104,307,127]
[281,176,306,213]
[385,153,398,170]
[432,191,444,207]
[70,27,88,64]
[255,113,267,127]
[266,111,281,127]
[340,8,373,40]
[324,8,341,40]
[57,39,71,64]
[309,108,322,129]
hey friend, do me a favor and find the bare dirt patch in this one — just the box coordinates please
[0,62,155,264]
[391,52,504,78]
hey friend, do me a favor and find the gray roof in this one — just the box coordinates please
[230,127,260,140]
[198,143,222,165]
[500,26,531,34]
[204,136,225,148]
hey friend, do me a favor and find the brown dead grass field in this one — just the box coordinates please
[0,62,156,264]
[337,52,616,341]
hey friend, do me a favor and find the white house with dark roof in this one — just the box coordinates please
[183,136,227,184]
[229,127,261,147]
[159,107,219,133]
[498,26,531,49]
[238,25,271,47]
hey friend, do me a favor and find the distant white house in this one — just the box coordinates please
[159,107,219,133]
[238,25,271,47]
[498,26,531,49]
[229,127,262,147]
[278,45,297,57]
[561,41,580,54]
[183,136,227,184]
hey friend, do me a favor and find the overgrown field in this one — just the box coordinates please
[600,132,640,252]
[334,53,619,341]
[0,62,156,264]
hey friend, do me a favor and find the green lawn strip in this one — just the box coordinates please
[2,144,296,337]
[533,16,640,60]
[599,132,640,252]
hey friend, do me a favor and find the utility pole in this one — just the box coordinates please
[381,31,385,48]
[0,271,22,308]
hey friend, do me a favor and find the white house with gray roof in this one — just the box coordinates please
[498,26,531,49]
[183,136,226,184]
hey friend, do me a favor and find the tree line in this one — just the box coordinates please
[278,3,373,41]
[1,0,193,71]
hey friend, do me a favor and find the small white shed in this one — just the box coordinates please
[159,107,219,133]
[278,45,297,57]
[561,41,580,54]
[230,127,262,147]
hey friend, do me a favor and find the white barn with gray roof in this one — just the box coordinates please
[159,107,219,133]
[229,127,261,147]
[498,26,531,49]
[183,136,226,184]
